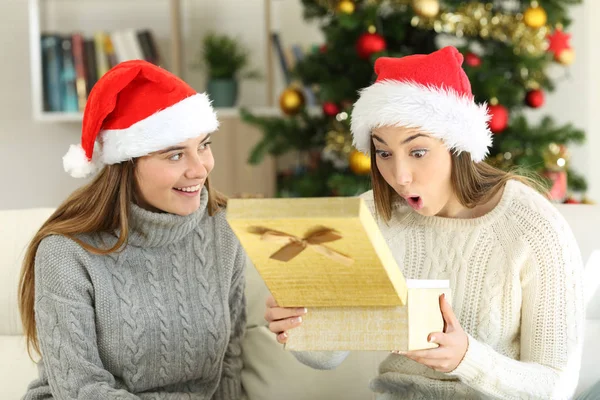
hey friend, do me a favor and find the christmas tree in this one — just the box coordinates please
[242,0,586,200]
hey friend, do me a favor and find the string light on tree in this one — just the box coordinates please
[325,130,353,158]
[523,2,547,29]
[543,142,570,170]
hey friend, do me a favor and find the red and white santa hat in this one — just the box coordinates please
[63,60,219,178]
[350,46,492,162]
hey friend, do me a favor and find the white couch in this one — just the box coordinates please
[1,205,599,400]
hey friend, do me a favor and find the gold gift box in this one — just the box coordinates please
[226,197,449,351]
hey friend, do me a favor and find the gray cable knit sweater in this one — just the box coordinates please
[24,189,246,399]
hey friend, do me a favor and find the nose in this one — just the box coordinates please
[394,159,412,187]
[185,153,209,180]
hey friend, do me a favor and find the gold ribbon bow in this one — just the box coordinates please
[250,227,354,266]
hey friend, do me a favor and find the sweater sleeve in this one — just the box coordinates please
[212,242,247,400]
[448,210,585,399]
[34,235,140,400]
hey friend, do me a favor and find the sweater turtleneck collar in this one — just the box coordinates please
[126,187,208,248]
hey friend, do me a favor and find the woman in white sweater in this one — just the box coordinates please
[264,46,585,399]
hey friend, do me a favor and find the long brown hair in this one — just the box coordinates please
[18,161,227,359]
[369,141,547,221]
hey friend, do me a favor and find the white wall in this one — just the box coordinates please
[0,0,597,210]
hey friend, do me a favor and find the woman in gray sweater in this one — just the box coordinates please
[19,60,246,399]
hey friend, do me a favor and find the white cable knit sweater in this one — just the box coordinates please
[294,180,585,399]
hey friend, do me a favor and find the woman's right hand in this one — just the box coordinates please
[264,295,307,344]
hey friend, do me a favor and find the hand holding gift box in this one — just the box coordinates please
[227,197,450,351]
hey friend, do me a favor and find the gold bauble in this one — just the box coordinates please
[412,0,440,18]
[336,0,355,14]
[557,48,575,65]
[523,6,547,29]
[348,150,371,175]
[279,87,305,116]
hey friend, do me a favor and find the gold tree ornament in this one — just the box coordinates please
[279,87,305,116]
[411,0,440,18]
[336,0,355,14]
[348,150,371,175]
[523,4,547,29]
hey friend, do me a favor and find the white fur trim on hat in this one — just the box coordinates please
[351,80,492,163]
[63,142,103,178]
[100,92,219,165]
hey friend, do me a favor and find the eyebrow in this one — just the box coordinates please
[371,133,428,146]
[401,133,428,144]
[156,135,212,154]
[372,134,387,145]
[157,146,185,154]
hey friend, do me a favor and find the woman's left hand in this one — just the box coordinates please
[394,293,468,373]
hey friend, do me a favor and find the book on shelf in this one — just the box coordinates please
[226,196,450,351]
[40,29,163,113]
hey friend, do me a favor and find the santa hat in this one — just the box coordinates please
[350,46,492,163]
[63,60,219,178]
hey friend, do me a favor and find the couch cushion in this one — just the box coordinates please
[553,204,600,265]
[0,208,55,336]
[575,320,600,397]
[0,335,39,398]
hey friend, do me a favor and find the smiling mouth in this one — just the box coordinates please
[173,184,201,193]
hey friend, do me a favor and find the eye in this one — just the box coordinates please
[411,149,428,159]
[375,149,391,159]
[169,153,183,161]
[199,141,212,151]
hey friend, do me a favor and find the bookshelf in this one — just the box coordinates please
[28,0,183,122]
[28,0,300,122]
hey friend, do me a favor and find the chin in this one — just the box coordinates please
[416,205,440,217]
[174,204,201,216]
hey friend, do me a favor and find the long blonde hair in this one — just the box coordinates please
[369,141,547,221]
[18,161,227,359]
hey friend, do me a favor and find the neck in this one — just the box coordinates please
[436,194,468,218]
[436,186,505,219]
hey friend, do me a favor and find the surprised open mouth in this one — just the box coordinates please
[406,196,424,211]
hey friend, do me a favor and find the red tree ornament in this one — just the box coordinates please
[356,33,387,59]
[488,104,509,133]
[547,28,572,61]
[465,52,481,67]
[322,101,340,117]
[525,89,545,108]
